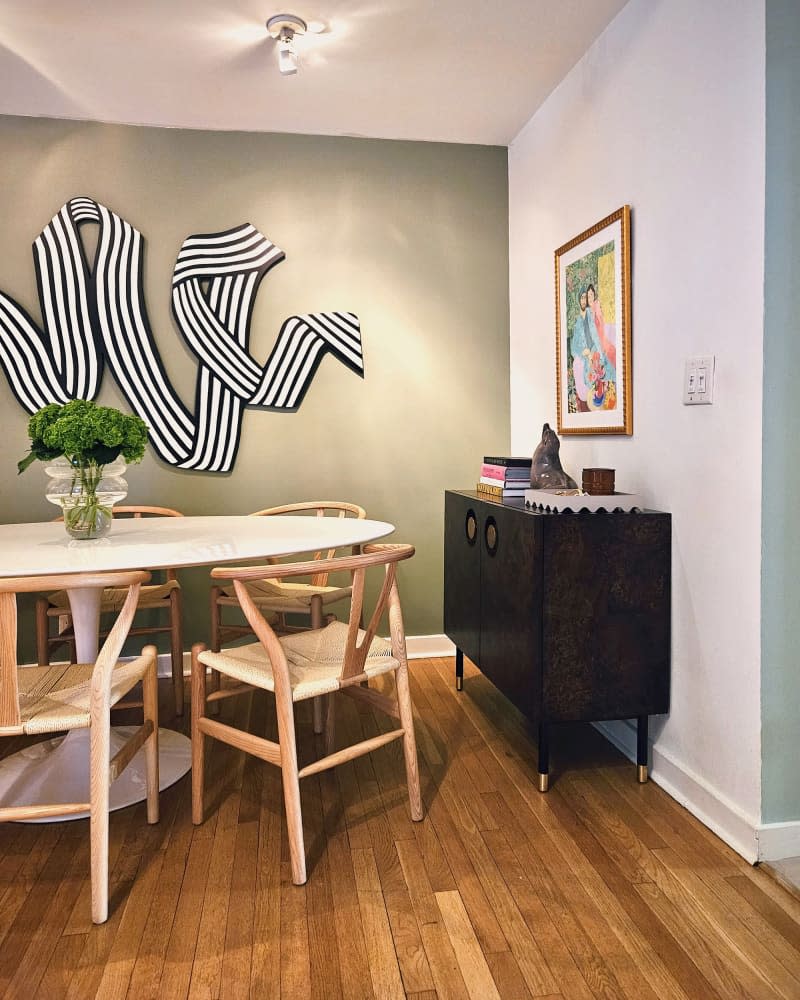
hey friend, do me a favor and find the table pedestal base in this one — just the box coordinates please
[0,727,191,822]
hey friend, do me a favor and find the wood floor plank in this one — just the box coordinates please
[632,879,763,1000]
[187,809,239,998]
[35,932,87,999]
[384,886,436,994]
[654,848,800,999]
[64,895,127,1000]
[599,766,742,873]
[727,873,800,952]
[4,827,86,999]
[699,869,800,982]
[220,818,258,999]
[304,775,344,1000]
[248,758,282,1000]
[480,824,595,1000]
[419,917,471,1000]
[91,845,166,999]
[483,950,536,1000]
[424,782,510,955]
[436,797,557,996]
[395,836,440,927]
[353,848,406,1000]
[322,827,374,1000]
[741,864,800,925]
[557,772,660,882]
[0,826,72,993]
[1,667,800,1000]
[158,831,215,1000]
[435,889,501,1000]
[279,860,312,1000]
[126,784,193,998]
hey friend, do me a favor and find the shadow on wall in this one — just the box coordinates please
[0,44,86,118]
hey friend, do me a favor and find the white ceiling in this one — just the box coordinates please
[0,0,628,146]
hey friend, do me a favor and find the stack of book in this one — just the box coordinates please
[477,456,532,500]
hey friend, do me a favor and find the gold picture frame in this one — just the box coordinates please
[555,205,632,435]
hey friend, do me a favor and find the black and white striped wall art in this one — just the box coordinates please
[0,197,364,472]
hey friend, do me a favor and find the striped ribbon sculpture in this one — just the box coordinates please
[0,197,364,472]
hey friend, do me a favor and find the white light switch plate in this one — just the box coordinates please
[684,355,715,405]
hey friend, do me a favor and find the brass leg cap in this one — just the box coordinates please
[638,764,648,784]
[538,772,549,793]
[456,676,463,691]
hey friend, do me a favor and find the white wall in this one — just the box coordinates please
[509,0,766,855]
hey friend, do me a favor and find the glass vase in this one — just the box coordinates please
[45,458,128,540]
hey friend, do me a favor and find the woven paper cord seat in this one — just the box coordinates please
[200,621,398,703]
[209,501,367,734]
[17,660,154,735]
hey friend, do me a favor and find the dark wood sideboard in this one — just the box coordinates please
[443,490,671,790]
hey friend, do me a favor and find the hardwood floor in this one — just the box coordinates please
[1,655,799,998]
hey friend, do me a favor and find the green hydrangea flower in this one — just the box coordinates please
[18,399,149,473]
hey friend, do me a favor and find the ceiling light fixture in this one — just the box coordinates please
[266,14,307,76]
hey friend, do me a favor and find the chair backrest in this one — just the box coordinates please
[212,543,414,688]
[112,506,183,519]
[0,570,150,728]
[250,501,367,588]
[53,506,183,523]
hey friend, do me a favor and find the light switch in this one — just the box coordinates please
[684,355,715,405]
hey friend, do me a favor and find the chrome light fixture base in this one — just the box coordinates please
[266,13,307,39]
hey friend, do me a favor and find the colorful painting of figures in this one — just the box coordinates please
[555,206,632,435]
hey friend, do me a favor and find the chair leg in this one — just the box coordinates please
[311,595,324,734]
[170,589,184,717]
[324,694,336,756]
[313,697,324,735]
[191,643,207,825]
[89,712,111,924]
[276,699,306,885]
[396,665,423,821]
[210,587,221,652]
[142,645,160,825]
[35,597,50,666]
[207,589,221,715]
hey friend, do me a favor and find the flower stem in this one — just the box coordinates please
[64,461,112,538]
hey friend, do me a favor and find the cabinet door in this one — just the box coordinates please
[479,503,543,722]
[443,492,481,664]
[542,513,671,722]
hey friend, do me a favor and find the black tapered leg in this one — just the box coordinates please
[637,715,649,783]
[537,722,549,792]
[455,647,464,691]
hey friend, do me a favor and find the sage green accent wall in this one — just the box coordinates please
[762,0,800,822]
[0,116,509,648]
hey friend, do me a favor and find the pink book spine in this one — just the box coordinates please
[481,463,511,480]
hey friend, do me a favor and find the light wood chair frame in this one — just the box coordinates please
[0,570,159,924]
[209,500,367,649]
[192,543,422,885]
[35,506,185,715]
[208,500,366,732]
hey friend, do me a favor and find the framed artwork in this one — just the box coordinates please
[555,205,631,435]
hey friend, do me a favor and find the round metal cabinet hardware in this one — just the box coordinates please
[485,517,498,555]
[465,510,477,545]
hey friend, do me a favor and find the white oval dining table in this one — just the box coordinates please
[0,515,394,821]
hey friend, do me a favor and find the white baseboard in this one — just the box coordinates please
[756,821,800,862]
[404,634,456,659]
[594,720,761,864]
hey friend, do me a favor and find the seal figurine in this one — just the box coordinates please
[530,423,577,490]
